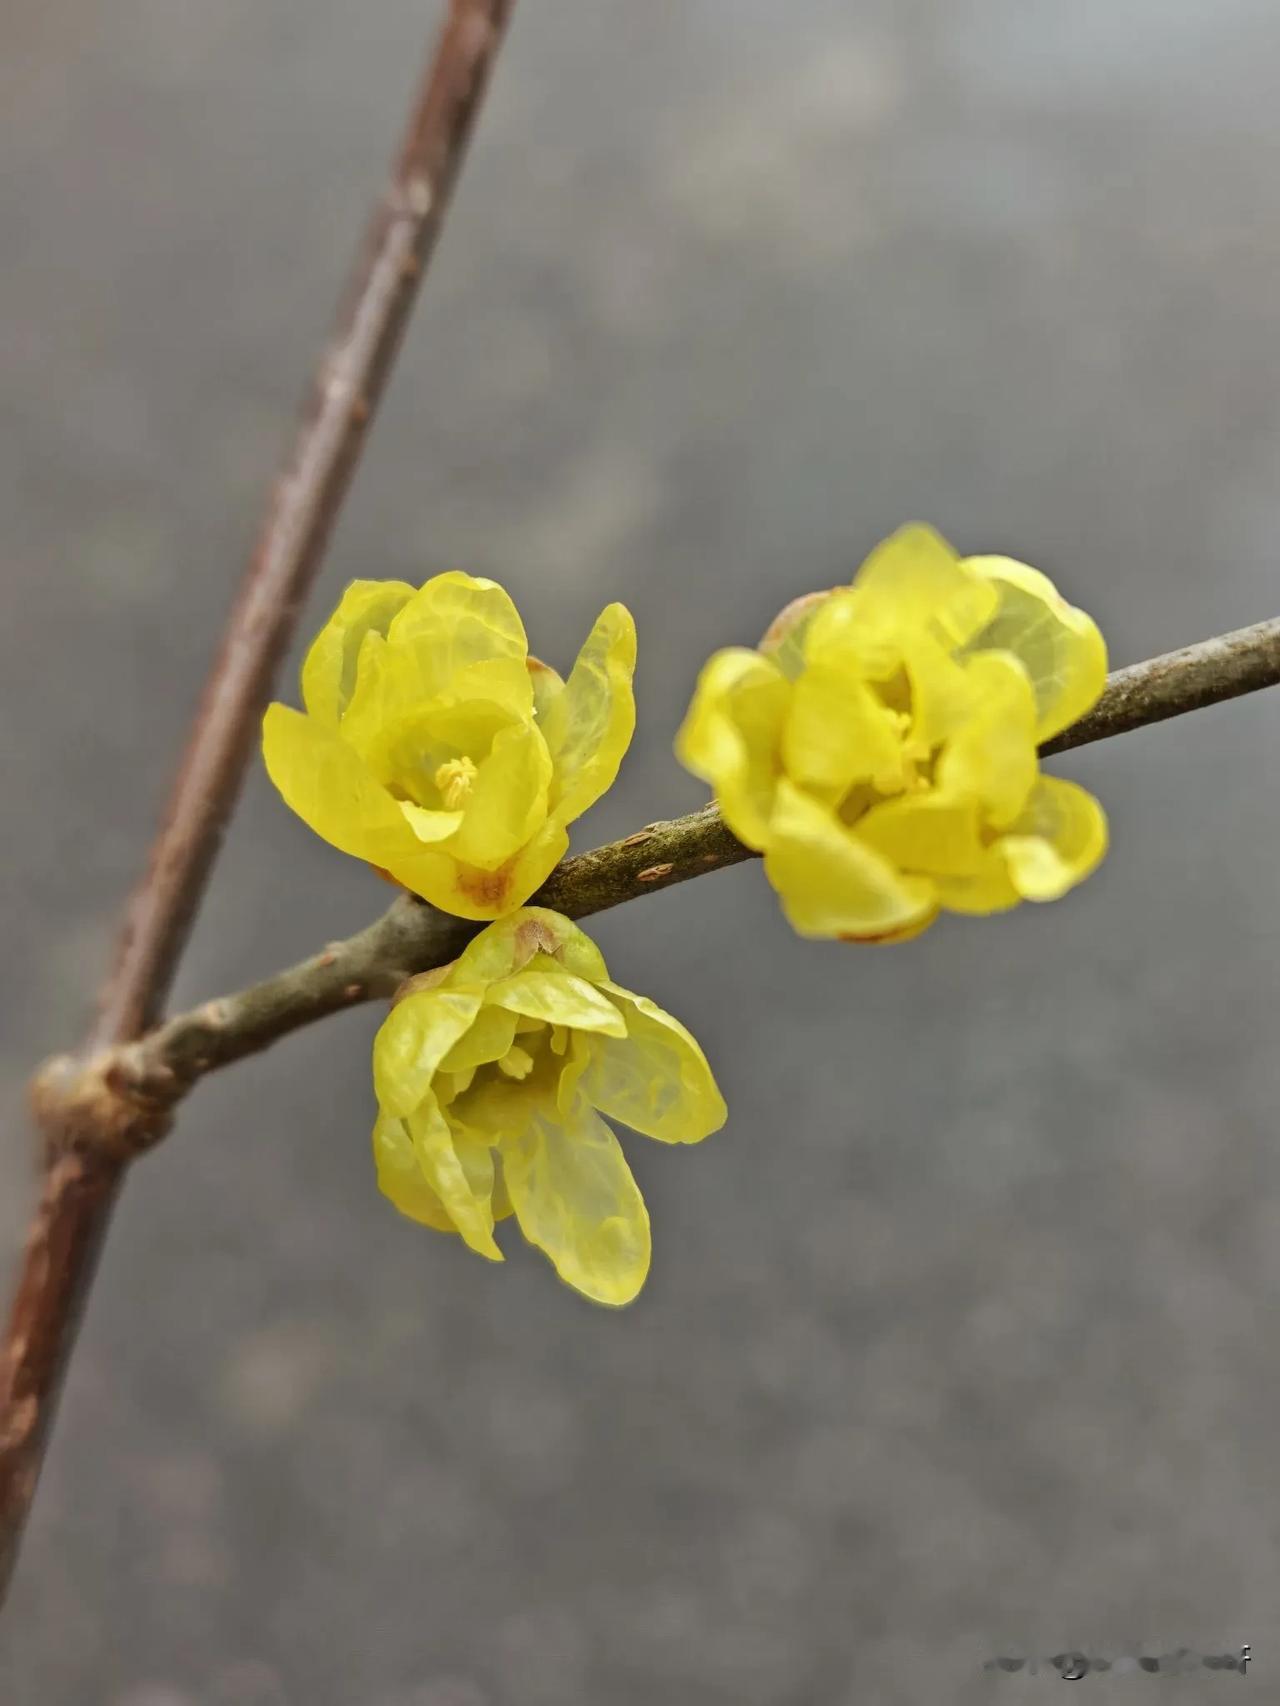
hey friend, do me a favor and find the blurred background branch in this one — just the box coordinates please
[0,0,519,1610]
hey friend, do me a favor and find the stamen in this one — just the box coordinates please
[434,755,478,810]
[496,1044,535,1081]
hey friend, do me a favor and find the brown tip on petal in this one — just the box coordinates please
[759,589,835,654]
[526,655,555,677]
[457,855,518,912]
[392,965,454,1004]
[513,915,562,963]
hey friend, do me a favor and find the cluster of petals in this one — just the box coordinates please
[677,524,1109,942]
[372,908,726,1304]
[263,571,635,919]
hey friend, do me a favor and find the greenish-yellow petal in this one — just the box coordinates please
[675,647,789,849]
[408,1094,503,1260]
[372,989,482,1117]
[373,1110,457,1232]
[439,1004,520,1074]
[996,775,1108,900]
[300,579,416,727]
[966,556,1108,741]
[763,779,936,941]
[503,1100,651,1306]
[446,907,611,989]
[582,983,726,1144]
[541,603,637,826]
[486,969,627,1036]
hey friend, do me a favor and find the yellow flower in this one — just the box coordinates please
[676,524,1108,941]
[371,907,727,1305]
[263,573,636,919]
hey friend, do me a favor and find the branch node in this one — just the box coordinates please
[28,1049,182,1168]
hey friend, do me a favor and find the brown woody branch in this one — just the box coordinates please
[0,0,520,1607]
[38,611,1280,1127]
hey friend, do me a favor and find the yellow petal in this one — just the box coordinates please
[300,580,416,727]
[447,907,611,989]
[675,647,789,849]
[782,666,906,796]
[763,780,936,940]
[485,968,627,1036]
[372,1111,457,1232]
[540,603,637,826]
[440,1004,520,1075]
[759,589,834,679]
[856,790,991,877]
[527,656,566,724]
[372,989,483,1118]
[966,557,1108,742]
[583,983,727,1144]
[425,819,570,921]
[261,702,436,866]
[848,524,998,649]
[503,1101,651,1305]
[936,651,1038,826]
[995,775,1108,900]
[930,862,1021,916]
[407,1094,502,1260]
[443,719,553,870]
[386,570,529,680]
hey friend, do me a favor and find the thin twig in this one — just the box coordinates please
[49,612,1280,1119]
[0,0,519,1606]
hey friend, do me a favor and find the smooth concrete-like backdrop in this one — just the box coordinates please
[3,3,1279,1702]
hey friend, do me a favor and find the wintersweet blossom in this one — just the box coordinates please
[371,908,726,1305]
[263,572,635,919]
[676,524,1108,941]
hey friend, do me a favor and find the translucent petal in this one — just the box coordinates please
[540,603,637,825]
[433,819,570,921]
[900,633,981,753]
[527,656,566,724]
[486,969,627,1036]
[444,719,553,870]
[966,557,1108,741]
[407,1094,502,1260]
[301,580,415,726]
[759,589,834,680]
[996,775,1108,901]
[763,780,936,940]
[261,703,428,867]
[936,651,1038,826]
[782,667,906,795]
[446,907,610,989]
[387,571,529,681]
[339,637,520,787]
[439,1004,520,1075]
[856,790,991,877]
[675,647,789,849]
[503,1100,651,1305]
[583,983,727,1144]
[931,863,1021,916]
[372,1111,457,1232]
[372,989,483,1117]
[848,524,998,649]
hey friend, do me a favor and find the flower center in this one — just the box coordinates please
[434,755,478,810]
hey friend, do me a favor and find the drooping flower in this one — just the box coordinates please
[371,907,726,1305]
[263,573,635,919]
[676,524,1108,941]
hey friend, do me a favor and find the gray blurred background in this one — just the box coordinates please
[3,2,1279,1701]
